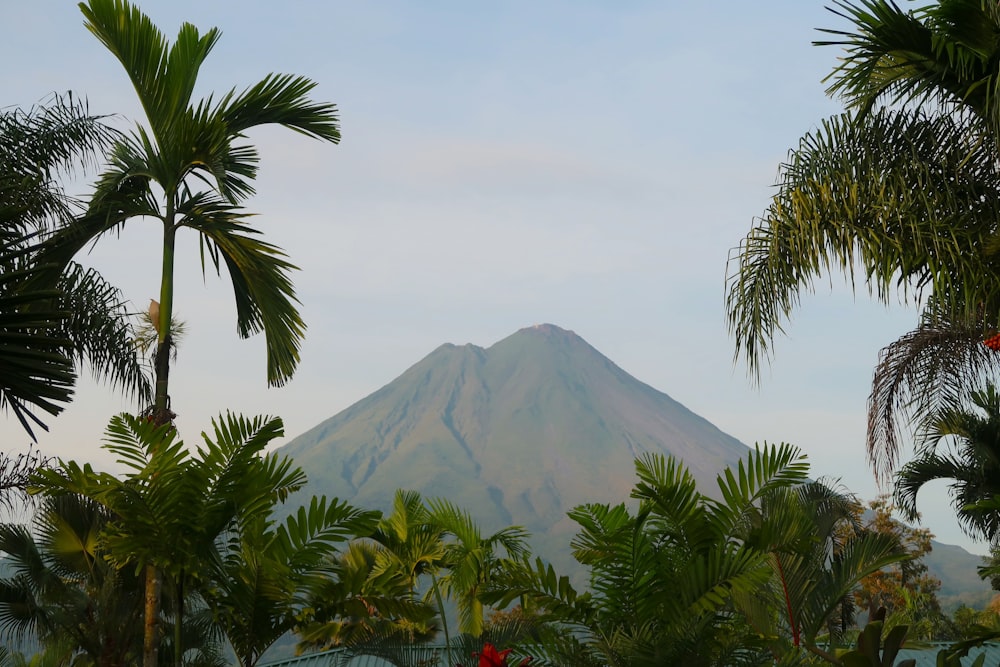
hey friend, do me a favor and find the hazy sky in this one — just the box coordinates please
[2,2,973,551]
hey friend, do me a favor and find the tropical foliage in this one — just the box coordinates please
[895,383,1000,544]
[845,498,950,641]
[0,493,146,666]
[483,444,907,666]
[298,489,531,665]
[33,0,341,424]
[29,3,341,664]
[0,96,150,438]
[9,2,1000,666]
[725,0,1000,481]
[27,412,378,667]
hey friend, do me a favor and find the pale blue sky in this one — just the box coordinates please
[3,3,968,550]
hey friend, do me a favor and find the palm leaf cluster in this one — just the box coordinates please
[482,444,906,666]
[300,490,531,662]
[0,494,147,666]
[726,0,1000,480]
[0,96,150,437]
[895,382,1000,543]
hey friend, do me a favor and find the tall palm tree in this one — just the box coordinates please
[725,0,1000,482]
[895,382,1000,543]
[37,0,340,424]
[36,4,339,665]
[0,96,151,437]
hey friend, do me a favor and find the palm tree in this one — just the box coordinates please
[368,491,447,601]
[298,494,530,663]
[0,96,151,438]
[29,412,313,667]
[895,382,1000,543]
[36,3,339,664]
[39,0,340,423]
[483,446,787,666]
[732,480,906,662]
[725,0,1000,482]
[484,445,907,666]
[204,496,380,667]
[425,498,530,638]
[297,538,438,651]
[0,493,146,666]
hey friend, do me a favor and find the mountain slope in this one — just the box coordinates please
[279,324,750,564]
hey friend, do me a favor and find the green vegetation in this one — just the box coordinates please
[483,444,911,665]
[723,0,1000,662]
[7,438,966,667]
[0,96,150,438]
[725,0,1000,482]
[48,0,339,421]
[7,0,1000,665]
[24,1,341,665]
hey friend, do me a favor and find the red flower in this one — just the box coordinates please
[467,643,532,667]
[476,644,512,667]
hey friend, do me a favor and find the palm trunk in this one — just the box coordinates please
[431,573,452,667]
[174,576,184,667]
[144,212,178,667]
[143,564,162,667]
[153,220,176,423]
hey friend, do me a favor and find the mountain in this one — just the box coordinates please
[277,324,995,603]
[279,323,751,568]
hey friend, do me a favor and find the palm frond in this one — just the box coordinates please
[180,196,305,386]
[80,0,219,143]
[58,263,152,405]
[867,308,997,482]
[0,261,74,438]
[819,0,1000,125]
[727,107,1000,381]
[894,383,1000,540]
[0,93,115,233]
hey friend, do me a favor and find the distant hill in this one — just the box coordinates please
[927,541,994,611]
[277,323,993,599]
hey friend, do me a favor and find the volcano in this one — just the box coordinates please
[278,324,752,567]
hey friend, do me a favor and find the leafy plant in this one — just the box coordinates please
[725,0,1000,483]
[838,610,915,667]
[30,411,376,667]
